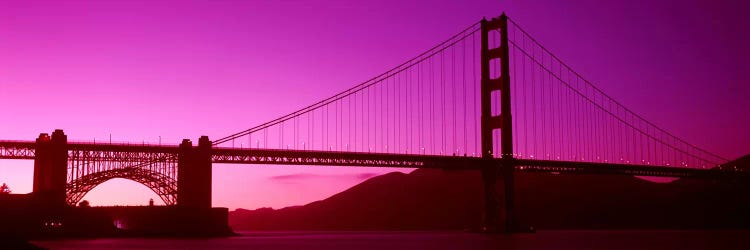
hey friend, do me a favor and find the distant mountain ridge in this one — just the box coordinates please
[722,154,750,171]
[230,156,750,230]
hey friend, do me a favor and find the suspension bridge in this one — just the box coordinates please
[0,14,743,232]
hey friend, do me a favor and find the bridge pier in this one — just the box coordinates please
[32,129,68,210]
[500,163,516,231]
[33,133,51,197]
[480,165,499,232]
[195,136,213,208]
[177,136,212,208]
[481,164,516,233]
[177,139,193,206]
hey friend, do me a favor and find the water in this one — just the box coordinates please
[33,230,749,249]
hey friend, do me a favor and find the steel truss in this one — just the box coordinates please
[66,166,178,206]
[66,146,179,206]
[0,141,35,159]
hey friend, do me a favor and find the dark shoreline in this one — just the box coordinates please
[0,198,233,240]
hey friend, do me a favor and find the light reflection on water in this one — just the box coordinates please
[33,230,749,250]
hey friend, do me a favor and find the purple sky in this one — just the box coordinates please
[1,0,748,209]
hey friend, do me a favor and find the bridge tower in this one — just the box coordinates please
[177,136,212,208]
[32,129,68,209]
[177,139,193,206]
[480,14,515,233]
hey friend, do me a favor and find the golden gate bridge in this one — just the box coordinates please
[0,14,743,232]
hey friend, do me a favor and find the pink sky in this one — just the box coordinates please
[1,0,748,209]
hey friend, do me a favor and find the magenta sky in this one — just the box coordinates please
[1,0,748,209]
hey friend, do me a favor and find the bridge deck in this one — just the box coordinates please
[0,140,743,179]
[212,147,742,178]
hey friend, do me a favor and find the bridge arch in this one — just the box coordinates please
[66,167,178,206]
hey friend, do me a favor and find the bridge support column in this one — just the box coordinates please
[480,164,516,233]
[33,133,51,196]
[195,136,213,208]
[177,136,212,208]
[481,165,499,232]
[50,130,69,208]
[501,163,515,231]
[178,139,194,206]
[32,130,68,209]
[480,14,516,233]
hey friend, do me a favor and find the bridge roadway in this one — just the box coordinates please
[0,140,744,179]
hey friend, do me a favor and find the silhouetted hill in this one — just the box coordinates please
[230,157,750,230]
[720,154,750,171]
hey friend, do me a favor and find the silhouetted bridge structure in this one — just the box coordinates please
[0,14,744,232]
